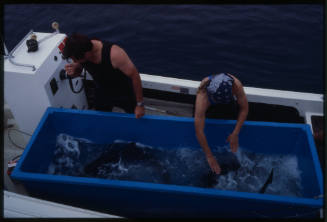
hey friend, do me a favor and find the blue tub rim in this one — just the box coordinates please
[12,171,323,208]
[11,107,324,209]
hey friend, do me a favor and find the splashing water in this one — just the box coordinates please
[48,134,303,197]
[217,148,303,197]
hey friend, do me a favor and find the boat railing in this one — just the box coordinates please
[4,29,36,71]
[4,22,61,71]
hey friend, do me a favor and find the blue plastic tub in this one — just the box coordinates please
[11,107,323,218]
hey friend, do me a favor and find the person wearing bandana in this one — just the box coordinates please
[194,73,249,174]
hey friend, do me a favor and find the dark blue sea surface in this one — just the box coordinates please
[4,4,324,93]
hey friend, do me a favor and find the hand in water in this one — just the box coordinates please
[207,155,221,174]
[227,133,239,153]
[134,106,145,119]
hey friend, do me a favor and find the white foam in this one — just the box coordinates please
[213,147,303,196]
[135,142,153,149]
[56,133,80,158]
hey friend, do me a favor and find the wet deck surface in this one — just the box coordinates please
[3,122,29,195]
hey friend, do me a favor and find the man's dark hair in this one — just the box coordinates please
[62,33,93,60]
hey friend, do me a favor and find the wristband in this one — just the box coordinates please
[136,101,144,107]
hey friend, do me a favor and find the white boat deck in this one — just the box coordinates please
[4,191,120,218]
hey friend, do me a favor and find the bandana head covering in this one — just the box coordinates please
[206,73,234,104]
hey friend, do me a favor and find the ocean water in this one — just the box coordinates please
[4,4,324,94]
[48,133,303,197]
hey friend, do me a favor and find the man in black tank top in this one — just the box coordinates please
[62,33,145,118]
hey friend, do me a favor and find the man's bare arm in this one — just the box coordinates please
[111,45,143,104]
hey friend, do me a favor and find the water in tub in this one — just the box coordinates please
[48,133,303,197]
